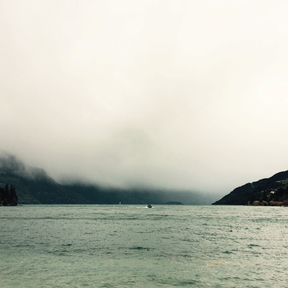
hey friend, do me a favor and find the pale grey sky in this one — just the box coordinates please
[1,0,288,193]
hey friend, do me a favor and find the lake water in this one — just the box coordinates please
[1,205,288,287]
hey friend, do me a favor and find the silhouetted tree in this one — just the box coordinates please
[0,184,18,206]
[9,185,18,206]
[276,188,285,201]
[0,187,3,204]
[2,184,9,205]
[262,192,268,202]
[249,194,256,204]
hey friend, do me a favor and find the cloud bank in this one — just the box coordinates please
[1,0,288,192]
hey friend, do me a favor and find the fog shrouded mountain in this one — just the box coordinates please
[0,152,218,205]
[0,153,90,204]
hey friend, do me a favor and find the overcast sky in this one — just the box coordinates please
[1,0,288,193]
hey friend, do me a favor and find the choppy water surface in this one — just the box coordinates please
[1,205,288,287]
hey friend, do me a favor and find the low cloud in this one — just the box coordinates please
[1,1,288,193]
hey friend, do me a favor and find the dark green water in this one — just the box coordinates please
[1,205,288,287]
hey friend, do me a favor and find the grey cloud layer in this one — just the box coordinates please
[1,0,288,192]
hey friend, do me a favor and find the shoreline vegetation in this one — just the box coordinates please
[249,200,288,206]
[246,178,288,206]
[248,192,288,206]
[0,184,18,206]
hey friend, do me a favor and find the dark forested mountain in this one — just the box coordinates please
[64,183,216,205]
[0,152,217,205]
[213,170,288,205]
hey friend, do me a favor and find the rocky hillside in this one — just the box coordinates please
[213,170,288,205]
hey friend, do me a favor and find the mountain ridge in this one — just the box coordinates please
[213,170,288,205]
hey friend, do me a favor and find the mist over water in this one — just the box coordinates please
[1,205,288,287]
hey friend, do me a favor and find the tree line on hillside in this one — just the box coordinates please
[0,184,18,206]
[248,185,288,206]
